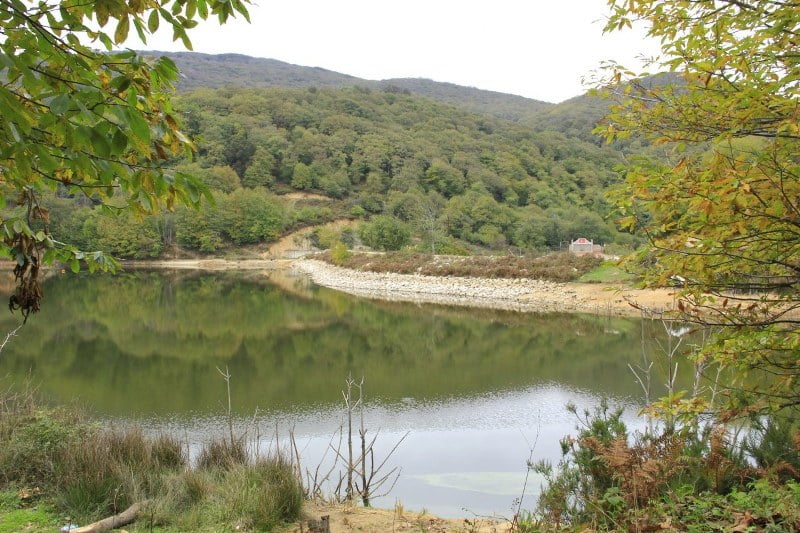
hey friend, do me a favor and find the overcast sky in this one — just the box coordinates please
[135,0,661,103]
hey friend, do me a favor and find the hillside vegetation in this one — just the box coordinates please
[33,85,636,259]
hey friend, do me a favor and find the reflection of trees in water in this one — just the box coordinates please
[0,272,690,417]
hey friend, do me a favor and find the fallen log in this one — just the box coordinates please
[72,501,149,533]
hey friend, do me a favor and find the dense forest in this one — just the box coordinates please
[29,54,643,259]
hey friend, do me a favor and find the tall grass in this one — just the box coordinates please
[0,387,304,529]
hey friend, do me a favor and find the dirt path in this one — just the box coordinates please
[262,219,354,258]
[281,192,334,201]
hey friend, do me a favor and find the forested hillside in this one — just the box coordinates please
[525,73,683,150]
[159,52,674,152]
[31,85,635,259]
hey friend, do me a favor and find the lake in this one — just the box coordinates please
[0,269,691,518]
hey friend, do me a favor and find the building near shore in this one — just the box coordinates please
[569,237,603,255]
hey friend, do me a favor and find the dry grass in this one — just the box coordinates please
[0,387,303,529]
[196,437,249,471]
[320,251,603,282]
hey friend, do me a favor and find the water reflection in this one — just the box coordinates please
[0,270,691,517]
[141,384,644,517]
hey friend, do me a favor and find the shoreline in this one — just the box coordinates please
[121,257,677,317]
[294,259,677,317]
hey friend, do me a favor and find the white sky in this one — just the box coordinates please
[133,0,661,103]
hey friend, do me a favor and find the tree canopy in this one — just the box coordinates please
[0,0,250,318]
[603,0,800,414]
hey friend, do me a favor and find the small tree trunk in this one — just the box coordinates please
[72,501,147,533]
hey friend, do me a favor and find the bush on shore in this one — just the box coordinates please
[520,401,800,532]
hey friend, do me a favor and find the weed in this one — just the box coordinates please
[196,437,249,471]
[151,434,187,471]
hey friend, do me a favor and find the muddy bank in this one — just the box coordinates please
[285,502,511,532]
[295,259,677,317]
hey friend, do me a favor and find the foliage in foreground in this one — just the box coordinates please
[602,0,800,415]
[524,400,800,532]
[0,390,302,530]
[0,0,251,317]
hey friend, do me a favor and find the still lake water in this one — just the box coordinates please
[0,269,689,517]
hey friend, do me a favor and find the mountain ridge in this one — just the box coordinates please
[143,51,555,122]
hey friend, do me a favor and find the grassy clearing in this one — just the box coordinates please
[320,251,603,282]
[0,388,304,532]
[576,261,636,283]
[0,489,58,533]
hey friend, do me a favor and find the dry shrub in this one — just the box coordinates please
[55,431,138,519]
[321,251,602,282]
[588,432,687,508]
[151,434,188,470]
[196,437,249,471]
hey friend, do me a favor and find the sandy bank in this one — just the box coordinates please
[286,501,511,532]
[295,259,678,317]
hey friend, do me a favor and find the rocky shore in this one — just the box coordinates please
[295,259,677,316]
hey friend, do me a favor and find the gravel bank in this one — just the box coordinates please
[295,259,675,316]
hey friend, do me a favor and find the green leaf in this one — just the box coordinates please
[126,108,150,144]
[133,17,147,43]
[90,127,111,158]
[49,93,71,115]
[111,128,128,155]
[70,257,80,273]
[98,32,113,50]
[114,15,130,44]
[147,9,160,32]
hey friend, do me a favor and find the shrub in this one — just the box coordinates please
[358,216,410,251]
[0,408,84,485]
[321,251,601,282]
[221,458,303,530]
[54,432,137,521]
[151,434,187,471]
[330,241,351,265]
[746,414,800,481]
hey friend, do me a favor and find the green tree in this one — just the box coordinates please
[291,162,315,190]
[242,148,276,189]
[358,216,410,251]
[424,159,467,197]
[0,0,250,317]
[603,0,800,414]
[218,188,285,245]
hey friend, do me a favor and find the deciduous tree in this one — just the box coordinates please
[0,0,250,318]
[602,0,800,414]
